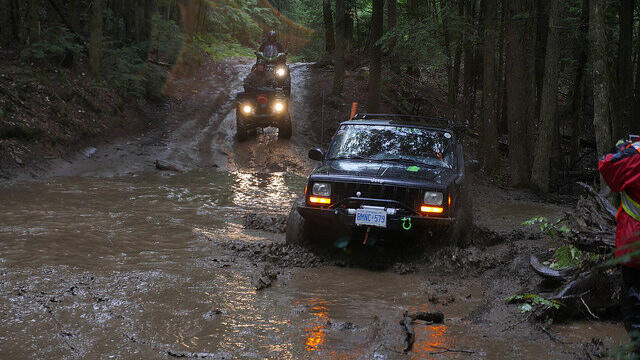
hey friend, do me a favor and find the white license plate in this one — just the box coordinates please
[355,208,387,228]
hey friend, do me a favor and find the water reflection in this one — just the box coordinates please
[301,298,330,352]
[411,324,451,359]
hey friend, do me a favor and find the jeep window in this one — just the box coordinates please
[327,124,455,169]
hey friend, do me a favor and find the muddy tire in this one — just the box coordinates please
[286,198,314,245]
[278,115,292,139]
[236,114,248,142]
[449,182,473,247]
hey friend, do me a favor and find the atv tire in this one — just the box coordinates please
[236,114,248,142]
[278,115,292,139]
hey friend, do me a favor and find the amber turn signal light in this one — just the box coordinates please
[420,205,444,214]
[309,196,331,205]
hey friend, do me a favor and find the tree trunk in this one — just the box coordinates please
[367,0,384,113]
[462,0,474,125]
[27,0,40,44]
[323,0,335,55]
[590,0,613,187]
[8,0,20,45]
[534,0,549,121]
[344,0,353,50]
[332,0,346,95]
[482,0,499,174]
[531,0,561,192]
[505,0,535,187]
[387,0,398,72]
[569,0,589,168]
[89,0,103,79]
[618,0,633,132]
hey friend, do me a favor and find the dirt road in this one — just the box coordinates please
[0,60,628,359]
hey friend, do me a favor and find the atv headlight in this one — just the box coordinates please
[241,104,253,115]
[273,101,285,113]
[423,191,443,205]
[312,182,331,197]
[276,67,287,77]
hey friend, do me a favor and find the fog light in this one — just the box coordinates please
[273,102,285,113]
[241,104,253,114]
[420,205,444,214]
[309,196,331,205]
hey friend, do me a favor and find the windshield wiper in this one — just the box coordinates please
[327,155,372,161]
[381,157,437,167]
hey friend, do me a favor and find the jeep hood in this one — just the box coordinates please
[310,159,457,187]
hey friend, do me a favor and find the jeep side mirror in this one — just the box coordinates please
[465,159,480,173]
[308,148,324,161]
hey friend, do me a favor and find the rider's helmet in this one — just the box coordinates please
[255,63,265,72]
[267,30,278,42]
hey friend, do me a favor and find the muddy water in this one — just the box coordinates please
[0,61,629,359]
[0,170,628,359]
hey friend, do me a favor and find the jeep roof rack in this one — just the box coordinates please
[349,113,454,128]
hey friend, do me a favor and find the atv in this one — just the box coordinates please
[253,44,291,96]
[235,87,292,142]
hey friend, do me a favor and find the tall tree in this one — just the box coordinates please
[89,0,103,79]
[27,0,40,44]
[590,0,613,184]
[618,0,634,132]
[462,0,474,125]
[569,0,590,168]
[387,0,398,72]
[482,0,499,174]
[367,0,384,112]
[332,0,346,95]
[531,0,561,192]
[323,0,335,55]
[505,0,535,187]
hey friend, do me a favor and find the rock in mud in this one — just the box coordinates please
[392,262,416,275]
[202,309,223,320]
[253,265,278,291]
[167,350,232,359]
[154,159,183,172]
[325,320,358,331]
[243,213,287,233]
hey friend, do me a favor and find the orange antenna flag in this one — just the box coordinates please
[350,103,358,119]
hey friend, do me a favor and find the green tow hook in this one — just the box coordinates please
[401,217,412,231]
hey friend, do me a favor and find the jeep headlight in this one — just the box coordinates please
[312,182,331,197]
[273,101,285,113]
[241,104,253,114]
[276,67,287,77]
[423,191,443,205]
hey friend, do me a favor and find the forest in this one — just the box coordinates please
[2,0,638,192]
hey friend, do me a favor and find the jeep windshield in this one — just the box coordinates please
[327,124,455,169]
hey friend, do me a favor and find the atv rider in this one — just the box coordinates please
[599,139,640,346]
[243,62,277,93]
[259,30,284,53]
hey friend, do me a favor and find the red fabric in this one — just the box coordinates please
[599,143,640,269]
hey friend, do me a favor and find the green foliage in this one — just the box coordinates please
[193,34,253,60]
[20,26,83,63]
[546,244,601,269]
[522,216,570,237]
[149,15,184,64]
[507,294,562,313]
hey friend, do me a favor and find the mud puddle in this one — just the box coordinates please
[0,60,630,358]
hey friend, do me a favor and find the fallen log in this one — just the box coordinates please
[155,160,183,172]
[400,311,415,353]
[547,267,622,320]
[400,310,445,353]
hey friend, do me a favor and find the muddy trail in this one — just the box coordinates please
[0,60,628,359]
